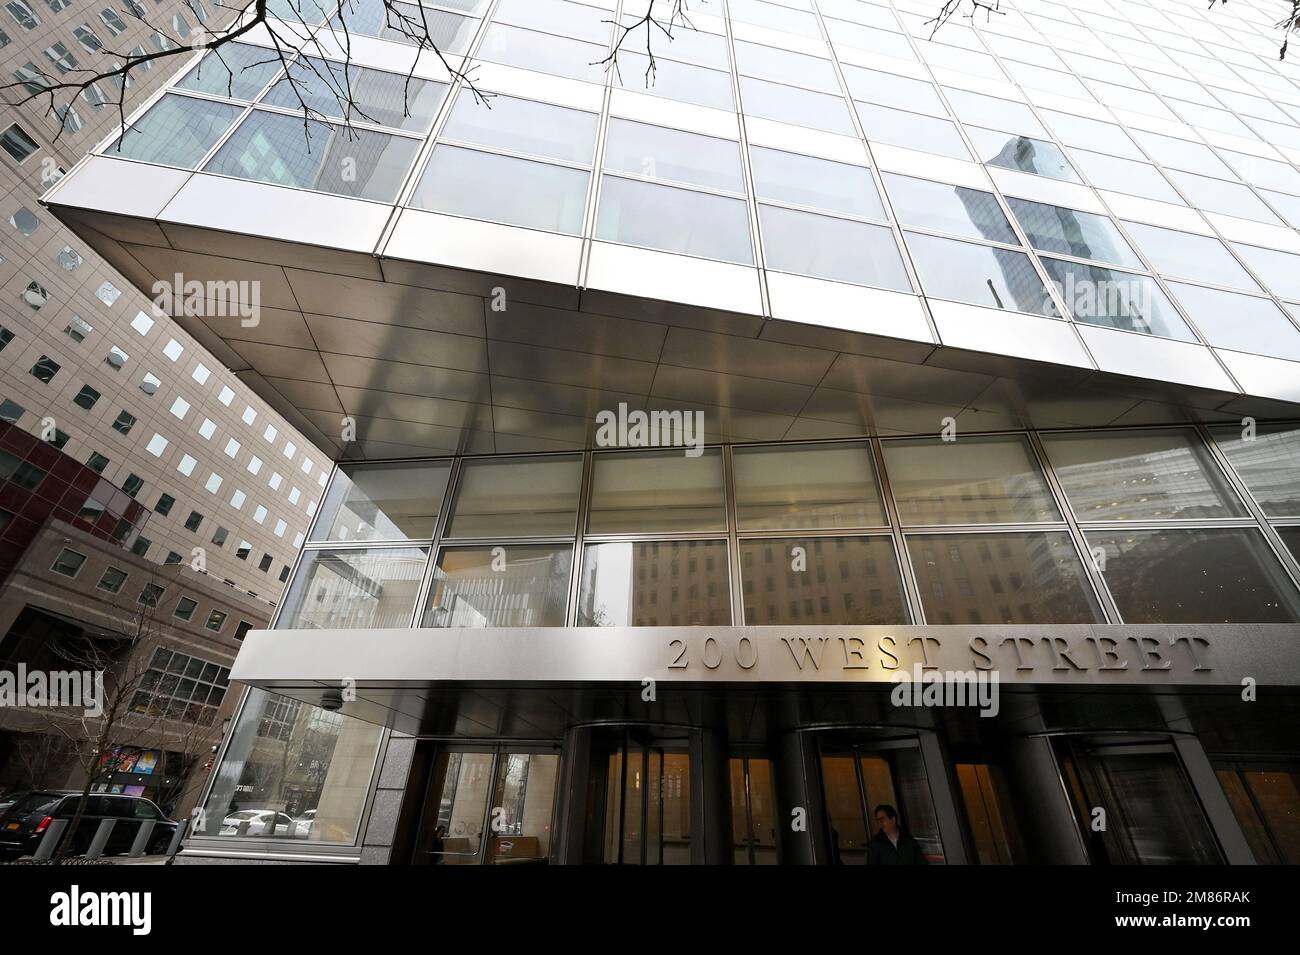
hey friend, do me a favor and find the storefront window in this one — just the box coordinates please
[312,460,450,542]
[279,547,428,629]
[198,689,382,844]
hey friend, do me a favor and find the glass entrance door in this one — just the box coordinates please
[1214,758,1300,864]
[1211,764,1300,867]
[730,756,779,864]
[819,736,945,865]
[413,746,560,865]
[597,732,691,865]
[1055,737,1222,864]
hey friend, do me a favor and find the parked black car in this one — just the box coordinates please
[0,791,178,859]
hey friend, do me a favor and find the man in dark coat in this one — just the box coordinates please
[865,804,928,865]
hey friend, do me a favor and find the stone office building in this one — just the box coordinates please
[42,0,1300,863]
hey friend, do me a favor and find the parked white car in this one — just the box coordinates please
[293,810,316,838]
[220,809,294,836]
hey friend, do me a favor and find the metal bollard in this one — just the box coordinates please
[85,818,117,859]
[32,819,68,861]
[164,818,189,858]
[128,819,157,857]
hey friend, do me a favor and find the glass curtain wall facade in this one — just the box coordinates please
[197,424,1300,862]
[88,0,1300,383]
[270,428,1300,630]
[40,0,1300,864]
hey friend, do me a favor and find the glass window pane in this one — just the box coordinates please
[1041,110,1143,159]
[905,232,1054,315]
[176,42,281,99]
[826,17,916,60]
[577,540,731,626]
[445,454,582,538]
[908,531,1102,624]
[1166,170,1281,225]
[1278,527,1300,566]
[736,40,840,92]
[1121,222,1261,290]
[740,75,856,135]
[966,128,1081,182]
[588,449,724,534]
[1041,259,1193,340]
[205,111,418,201]
[1231,244,1300,300]
[740,536,909,625]
[730,0,819,35]
[439,90,597,163]
[843,65,946,115]
[1132,129,1234,178]
[1212,424,1300,517]
[733,442,886,529]
[760,205,910,289]
[478,23,608,82]
[1005,198,1141,268]
[597,176,753,264]
[262,58,446,132]
[883,434,1061,524]
[112,94,241,168]
[613,53,735,110]
[619,17,728,67]
[1068,149,1184,205]
[334,0,479,50]
[1223,149,1300,193]
[423,544,571,627]
[884,174,1018,244]
[943,88,1047,138]
[749,146,884,219]
[1041,429,1244,521]
[489,752,559,863]
[603,118,743,192]
[857,103,971,160]
[1088,528,1300,623]
[198,690,382,843]
[278,547,428,628]
[1261,188,1300,229]
[413,146,589,234]
[1168,283,1300,361]
[312,461,450,542]
[493,0,609,44]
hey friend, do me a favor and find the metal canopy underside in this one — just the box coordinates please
[46,200,1300,463]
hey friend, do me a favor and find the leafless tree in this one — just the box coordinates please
[0,0,705,145]
[3,0,1297,148]
[9,731,80,795]
[18,574,224,860]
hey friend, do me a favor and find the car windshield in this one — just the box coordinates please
[227,810,262,820]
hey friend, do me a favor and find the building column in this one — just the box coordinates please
[918,731,969,865]
[1159,697,1256,864]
